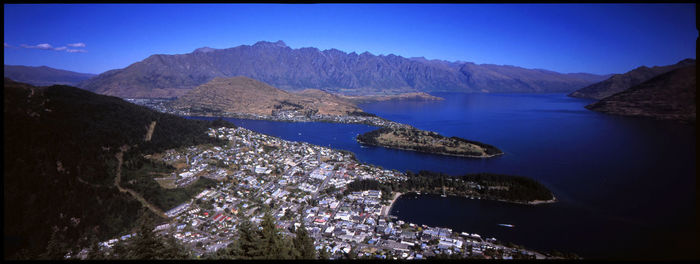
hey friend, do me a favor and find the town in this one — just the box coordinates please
[125,98,412,129]
[77,126,548,259]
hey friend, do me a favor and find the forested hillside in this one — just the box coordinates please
[3,78,233,259]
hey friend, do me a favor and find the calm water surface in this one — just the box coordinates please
[189,92,696,259]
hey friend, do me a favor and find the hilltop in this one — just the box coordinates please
[569,59,695,100]
[169,76,363,116]
[585,65,696,122]
[78,40,608,98]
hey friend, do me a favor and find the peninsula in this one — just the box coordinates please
[345,170,555,206]
[357,127,503,158]
[165,76,411,129]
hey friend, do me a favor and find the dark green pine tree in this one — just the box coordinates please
[127,210,162,260]
[258,211,291,259]
[158,234,191,259]
[42,228,68,260]
[86,231,106,260]
[318,245,330,260]
[236,214,263,259]
[279,236,296,259]
[293,223,316,259]
[122,210,191,260]
[110,239,129,260]
[220,236,243,259]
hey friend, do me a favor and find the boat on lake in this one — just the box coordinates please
[498,224,514,228]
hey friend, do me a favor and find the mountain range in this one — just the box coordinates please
[569,59,696,100]
[77,41,610,98]
[4,65,96,87]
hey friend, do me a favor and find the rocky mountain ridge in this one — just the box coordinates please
[78,40,609,98]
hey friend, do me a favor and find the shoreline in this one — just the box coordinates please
[525,196,558,205]
[357,140,503,159]
[401,191,557,206]
[492,197,558,205]
[382,192,403,217]
[180,113,411,129]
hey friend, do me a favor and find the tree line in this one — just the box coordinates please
[211,211,328,260]
[343,170,553,202]
[76,209,190,260]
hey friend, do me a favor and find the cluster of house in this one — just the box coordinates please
[85,126,546,260]
[126,98,411,129]
[124,98,173,113]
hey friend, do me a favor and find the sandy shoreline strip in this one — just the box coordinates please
[357,141,503,159]
[382,192,403,217]
[527,196,557,205]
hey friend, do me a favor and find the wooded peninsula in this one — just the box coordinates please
[345,170,555,205]
[357,127,503,158]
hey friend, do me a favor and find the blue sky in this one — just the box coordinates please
[3,4,696,75]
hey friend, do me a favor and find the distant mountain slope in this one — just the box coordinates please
[4,65,96,86]
[338,92,444,104]
[170,76,362,116]
[585,65,696,122]
[293,88,364,113]
[457,63,608,93]
[3,78,230,259]
[569,59,695,100]
[78,41,606,98]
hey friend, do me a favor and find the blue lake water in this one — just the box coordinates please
[188,92,696,259]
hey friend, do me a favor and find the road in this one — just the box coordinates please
[115,145,167,218]
[311,164,331,201]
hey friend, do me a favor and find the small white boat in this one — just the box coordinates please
[498,224,514,228]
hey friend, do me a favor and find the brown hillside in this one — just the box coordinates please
[171,77,362,116]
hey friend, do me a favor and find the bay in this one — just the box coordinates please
[187,92,696,259]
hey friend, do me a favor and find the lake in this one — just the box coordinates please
[188,92,696,259]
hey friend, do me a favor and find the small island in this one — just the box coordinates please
[357,127,503,158]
